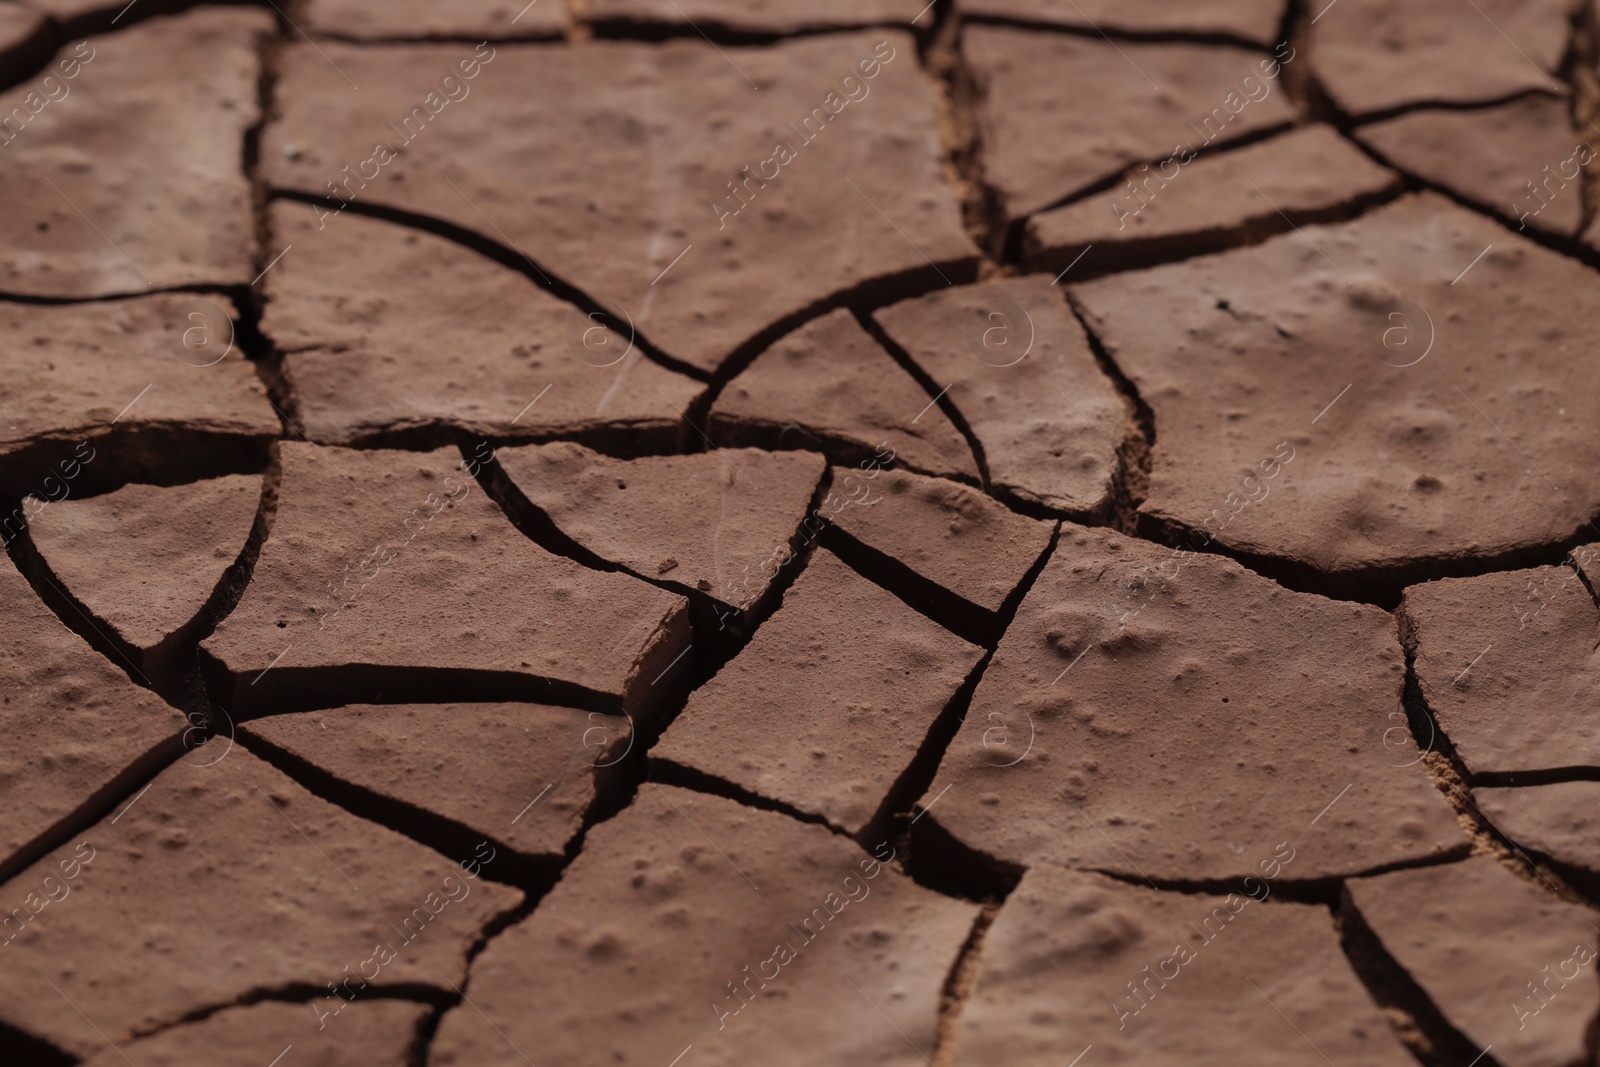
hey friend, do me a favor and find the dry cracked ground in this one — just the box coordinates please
[6,0,1600,1064]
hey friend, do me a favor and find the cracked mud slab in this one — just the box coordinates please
[1402,562,1600,776]
[876,275,1130,517]
[963,26,1296,219]
[917,524,1462,882]
[7,6,1600,1066]
[1356,95,1586,238]
[1346,855,1600,1067]
[27,474,262,675]
[654,549,985,836]
[262,204,700,447]
[1310,0,1569,116]
[0,749,520,1059]
[1074,192,1600,592]
[1027,124,1400,276]
[590,0,927,34]
[430,785,976,1067]
[202,443,690,718]
[959,0,1285,46]
[0,8,269,296]
[0,295,278,494]
[77,1000,431,1067]
[953,863,1416,1067]
[263,31,976,375]
[709,307,979,481]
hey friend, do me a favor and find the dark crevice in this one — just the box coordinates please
[820,523,1002,646]
[200,656,625,721]
[1010,117,1298,236]
[308,418,691,458]
[0,1021,76,1067]
[704,412,983,489]
[269,190,712,385]
[931,903,997,1067]
[1026,177,1407,282]
[1338,888,1506,1067]
[0,425,273,503]
[1343,87,1566,128]
[648,759,843,836]
[587,16,930,47]
[0,729,186,892]
[315,29,562,45]
[694,256,982,398]
[1061,296,1154,536]
[1138,506,1600,612]
[961,13,1278,52]
[131,984,450,1045]
[924,1,1009,262]
[237,731,559,891]
[855,647,992,855]
[855,309,992,490]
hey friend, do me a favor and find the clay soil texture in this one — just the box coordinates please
[5,0,1600,1065]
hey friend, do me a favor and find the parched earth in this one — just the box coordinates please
[4,0,1600,1064]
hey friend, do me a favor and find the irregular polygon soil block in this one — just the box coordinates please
[709,307,978,481]
[1027,124,1400,275]
[1073,193,1600,590]
[954,864,1415,1067]
[263,32,976,374]
[0,749,520,1059]
[592,0,925,32]
[1478,783,1600,892]
[495,441,826,619]
[262,204,700,448]
[875,275,1130,517]
[305,0,565,38]
[0,559,184,880]
[430,785,977,1067]
[26,475,262,675]
[202,443,690,718]
[964,26,1296,218]
[918,524,1463,882]
[1346,855,1600,1067]
[1311,0,1568,116]
[0,8,269,296]
[824,465,1056,629]
[655,550,984,836]
[1402,564,1600,777]
[960,0,1286,46]
[0,295,277,496]
[242,702,630,872]
[78,999,431,1067]
[1357,95,1584,237]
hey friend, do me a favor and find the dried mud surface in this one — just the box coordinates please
[2,1,1599,1065]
